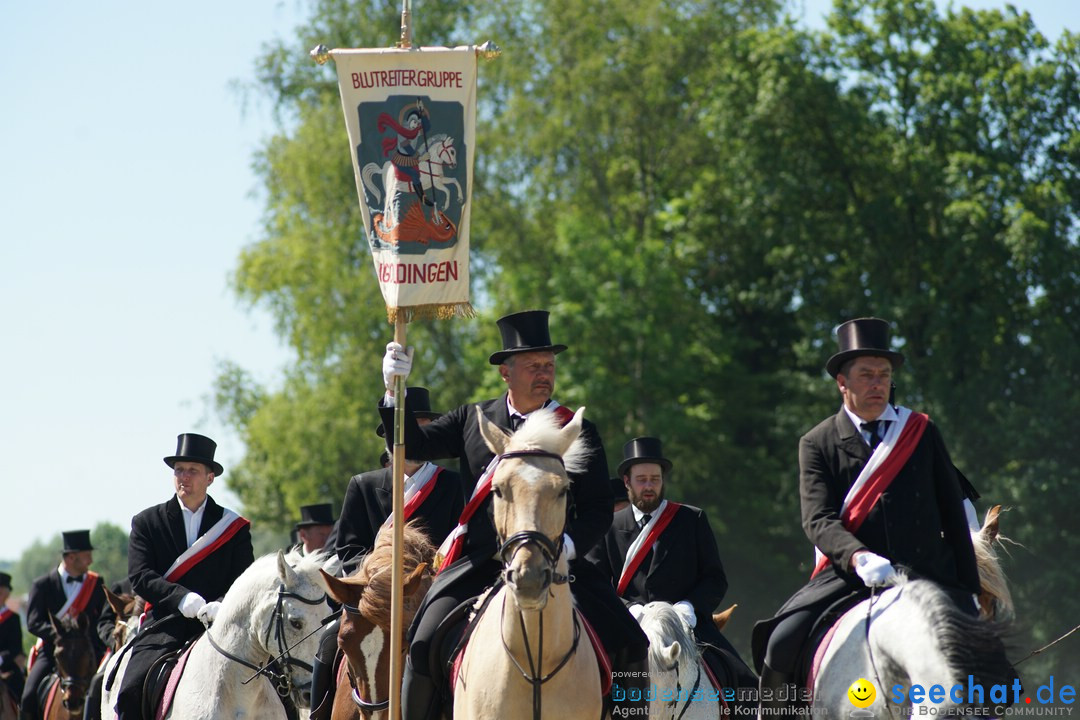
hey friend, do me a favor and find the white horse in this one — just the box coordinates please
[810,508,1015,717]
[453,407,604,720]
[103,550,337,720]
[361,133,461,229]
[637,602,719,720]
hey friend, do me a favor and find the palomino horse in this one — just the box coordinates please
[104,550,337,720]
[453,407,604,720]
[43,613,98,720]
[637,602,719,720]
[320,523,434,719]
[809,506,1016,716]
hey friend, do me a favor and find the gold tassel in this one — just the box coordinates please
[386,302,476,324]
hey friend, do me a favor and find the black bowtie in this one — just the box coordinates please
[509,415,525,431]
[66,575,84,584]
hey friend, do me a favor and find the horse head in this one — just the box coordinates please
[48,612,96,716]
[321,523,433,716]
[478,406,587,611]
[102,585,144,651]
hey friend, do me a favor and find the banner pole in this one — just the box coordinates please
[390,314,407,720]
[398,0,412,49]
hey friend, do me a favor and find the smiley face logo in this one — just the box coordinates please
[847,678,876,708]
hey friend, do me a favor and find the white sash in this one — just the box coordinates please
[813,407,912,567]
[618,500,668,590]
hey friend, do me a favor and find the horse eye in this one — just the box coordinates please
[558,488,568,499]
[492,486,503,498]
[290,618,303,630]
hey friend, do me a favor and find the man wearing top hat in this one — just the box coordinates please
[0,572,26,703]
[21,530,107,720]
[379,310,650,720]
[307,388,465,720]
[587,437,757,696]
[114,433,253,720]
[295,503,336,556]
[751,318,980,713]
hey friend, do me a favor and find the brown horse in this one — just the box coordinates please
[42,613,97,720]
[321,523,434,720]
[101,585,144,653]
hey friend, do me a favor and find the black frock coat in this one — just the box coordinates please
[751,408,980,668]
[335,464,465,574]
[587,503,756,686]
[25,570,107,659]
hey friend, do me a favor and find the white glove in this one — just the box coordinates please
[673,600,697,629]
[628,604,645,622]
[382,342,414,392]
[562,533,577,561]
[178,592,206,619]
[853,551,898,587]
[197,601,222,626]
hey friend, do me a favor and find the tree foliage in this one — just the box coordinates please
[218,0,1079,672]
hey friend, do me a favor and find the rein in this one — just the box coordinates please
[864,586,900,720]
[206,584,327,720]
[661,657,702,720]
[498,594,582,720]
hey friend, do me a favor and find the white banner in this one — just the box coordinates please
[332,47,476,320]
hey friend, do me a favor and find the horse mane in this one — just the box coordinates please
[639,602,698,673]
[511,408,592,475]
[971,527,1016,622]
[353,522,435,627]
[900,576,1014,687]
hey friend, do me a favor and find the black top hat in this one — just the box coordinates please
[164,433,224,476]
[617,436,673,477]
[0,572,11,589]
[62,530,94,553]
[296,503,335,528]
[377,387,442,437]
[488,310,568,365]
[825,317,906,378]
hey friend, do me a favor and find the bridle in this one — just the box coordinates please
[659,657,702,720]
[339,601,390,716]
[492,447,579,720]
[54,630,95,712]
[206,584,328,720]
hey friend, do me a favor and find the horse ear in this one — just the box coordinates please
[277,549,299,586]
[982,504,1002,543]
[661,642,681,666]
[104,585,125,616]
[712,603,737,632]
[321,568,363,606]
[478,405,510,455]
[403,563,429,598]
[554,406,586,456]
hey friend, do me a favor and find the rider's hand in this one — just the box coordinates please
[382,342,414,394]
[627,604,645,622]
[673,600,697,629]
[197,601,222,626]
[562,533,576,561]
[179,592,207,619]
[853,551,898,587]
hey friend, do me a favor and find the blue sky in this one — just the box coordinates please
[0,0,1073,561]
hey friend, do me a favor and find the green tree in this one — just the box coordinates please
[221,0,1078,671]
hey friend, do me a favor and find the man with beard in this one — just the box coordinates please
[587,437,756,699]
[379,310,650,720]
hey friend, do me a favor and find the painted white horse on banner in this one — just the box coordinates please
[361,133,461,231]
[809,506,1016,717]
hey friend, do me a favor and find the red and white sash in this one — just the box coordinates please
[382,463,443,529]
[142,509,249,619]
[0,606,14,627]
[28,571,100,671]
[811,407,929,578]
[435,402,574,572]
[617,501,681,597]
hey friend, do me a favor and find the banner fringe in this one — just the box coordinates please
[386,303,476,324]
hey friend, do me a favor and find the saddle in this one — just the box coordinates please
[141,638,196,720]
[799,595,865,690]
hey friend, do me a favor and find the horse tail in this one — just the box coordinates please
[361,162,382,203]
